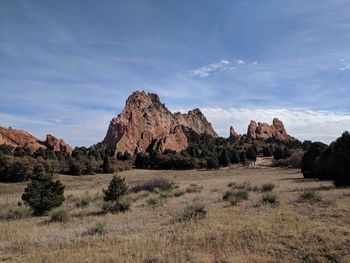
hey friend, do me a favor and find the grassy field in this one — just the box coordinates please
[0,163,349,263]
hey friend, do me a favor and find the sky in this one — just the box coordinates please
[1,0,350,146]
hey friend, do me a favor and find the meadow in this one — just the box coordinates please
[0,161,349,263]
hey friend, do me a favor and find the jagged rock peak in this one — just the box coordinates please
[246,118,295,142]
[98,91,219,154]
[0,126,72,154]
[229,126,239,139]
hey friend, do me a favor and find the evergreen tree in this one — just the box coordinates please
[239,151,247,165]
[219,149,230,167]
[246,146,257,161]
[229,150,240,164]
[103,175,128,201]
[102,153,112,173]
[262,146,272,157]
[22,167,65,215]
[301,142,327,178]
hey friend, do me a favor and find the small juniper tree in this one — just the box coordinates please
[22,167,65,215]
[219,149,230,167]
[103,175,128,201]
[246,146,257,162]
[102,153,112,174]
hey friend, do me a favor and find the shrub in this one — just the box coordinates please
[262,146,273,157]
[22,168,65,215]
[103,175,128,202]
[273,147,285,160]
[173,202,206,222]
[49,208,69,222]
[223,188,249,205]
[145,196,163,206]
[228,181,252,191]
[261,183,275,192]
[102,154,113,174]
[102,196,131,213]
[130,177,174,193]
[134,152,150,168]
[75,194,92,208]
[206,156,220,170]
[87,221,107,236]
[7,205,33,219]
[172,189,185,197]
[186,184,203,193]
[261,193,278,205]
[297,189,321,203]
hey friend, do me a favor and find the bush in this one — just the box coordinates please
[145,196,163,206]
[102,196,131,213]
[86,221,107,236]
[22,168,65,215]
[297,189,321,203]
[246,146,257,161]
[273,150,304,169]
[49,208,69,222]
[102,154,113,174]
[262,146,273,157]
[228,181,252,191]
[172,189,185,197]
[103,175,128,202]
[130,177,174,193]
[223,188,249,205]
[229,150,240,164]
[134,153,150,168]
[261,193,278,205]
[75,194,92,208]
[7,205,33,219]
[186,184,203,193]
[261,183,275,192]
[206,156,220,170]
[173,202,206,222]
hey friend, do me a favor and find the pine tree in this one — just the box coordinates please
[219,149,230,167]
[22,167,65,215]
[102,153,112,173]
[246,146,257,161]
[103,175,128,201]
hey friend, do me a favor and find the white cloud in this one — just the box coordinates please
[340,64,350,71]
[236,60,245,64]
[190,59,232,78]
[174,107,350,144]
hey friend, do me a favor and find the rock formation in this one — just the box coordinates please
[0,126,73,154]
[98,91,218,154]
[229,126,239,140]
[246,118,295,142]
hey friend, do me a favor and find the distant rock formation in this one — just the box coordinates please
[97,91,218,154]
[0,126,73,154]
[246,118,295,142]
[229,126,239,140]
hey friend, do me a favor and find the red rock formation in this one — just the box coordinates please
[229,126,239,140]
[0,126,73,154]
[246,118,295,142]
[98,91,218,154]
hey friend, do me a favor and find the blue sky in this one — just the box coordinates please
[1,0,350,146]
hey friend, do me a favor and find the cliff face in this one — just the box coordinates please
[246,118,295,142]
[0,126,73,154]
[98,91,218,154]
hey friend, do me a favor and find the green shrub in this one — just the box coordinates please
[172,189,185,197]
[174,202,206,222]
[145,196,163,206]
[87,221,107,236]
[75,195,92,208]
[102,196,131,213]
[261,183,275,192]
[228,181,252,191]
[103,175,128,202]
[223,188,249,205]
[186,184,203,193]
[7,205,33,219]
[49,208,69,222]
[261,193,278,205]
[130,178,174,193]
[22,168,65,215]
[297,189,321,203]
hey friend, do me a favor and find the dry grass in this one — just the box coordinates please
[0,164,349,262]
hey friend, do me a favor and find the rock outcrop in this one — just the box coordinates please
[0,126,73,154]
[246,118,295,142]
[229,126,239,140]
[98,91,218,154]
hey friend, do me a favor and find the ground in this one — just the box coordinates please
[0,162,349,263]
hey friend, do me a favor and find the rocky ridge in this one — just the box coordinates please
[0,126,73,154]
